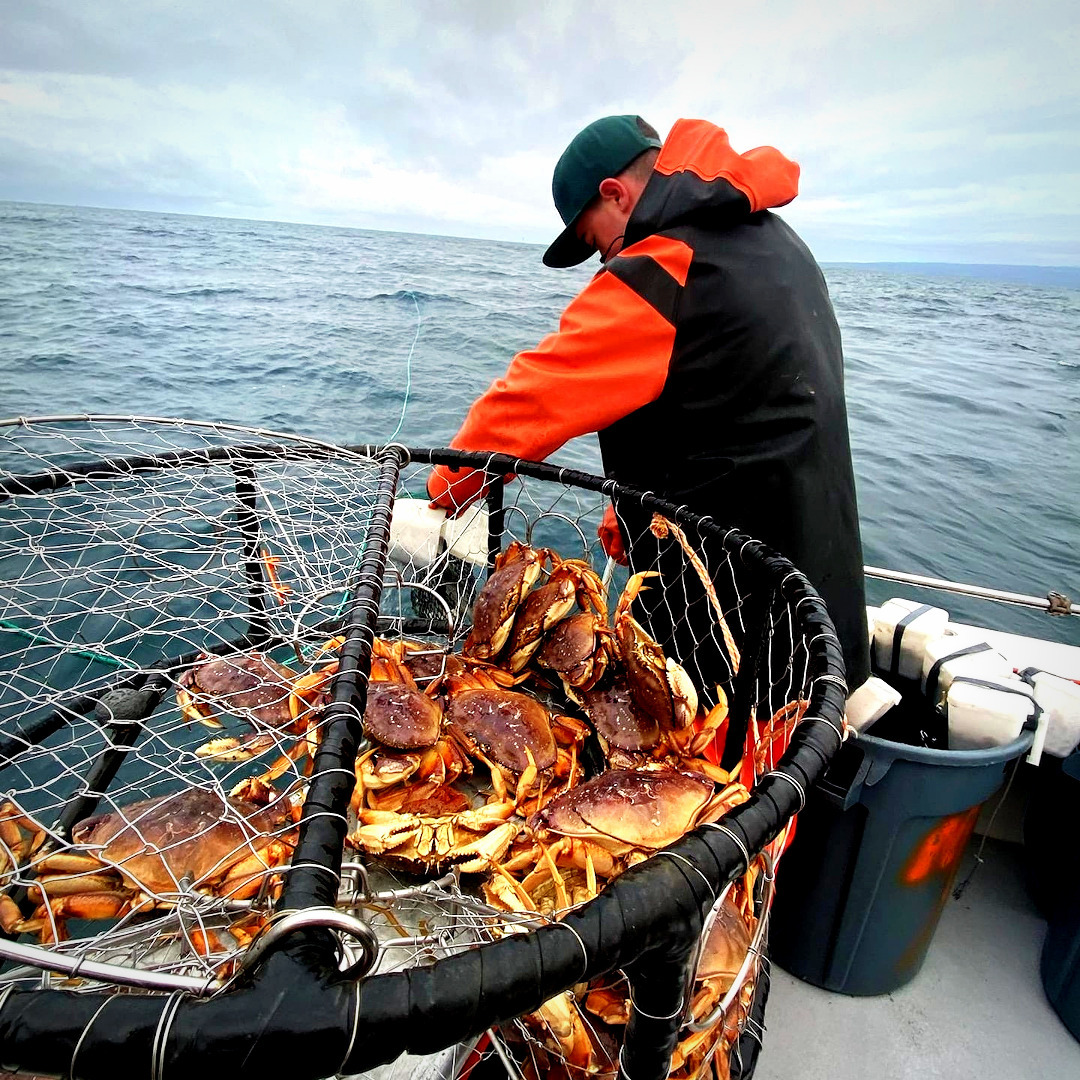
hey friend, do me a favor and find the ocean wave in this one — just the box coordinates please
[171,286,246,298]
[128,225,175,237]
[119,284,247,298]
[22,352,79,368]
[362,289,458,305]
[104,319,148,337]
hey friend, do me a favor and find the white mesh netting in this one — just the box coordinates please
[0,417,816,1080]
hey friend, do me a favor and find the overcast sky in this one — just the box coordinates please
[2,0,1077,264]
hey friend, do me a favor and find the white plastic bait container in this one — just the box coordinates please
[388,498,490,569]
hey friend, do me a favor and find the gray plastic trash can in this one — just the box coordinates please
[770,728,1034,995]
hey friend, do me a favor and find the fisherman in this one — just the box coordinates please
[428,115,870,691]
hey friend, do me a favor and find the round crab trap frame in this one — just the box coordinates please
[0,416,847,1080]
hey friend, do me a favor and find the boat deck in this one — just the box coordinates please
[755,838,1079,1079]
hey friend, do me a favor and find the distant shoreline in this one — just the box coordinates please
[823,262,1080,289]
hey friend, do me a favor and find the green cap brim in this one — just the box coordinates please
[543,220,596,268]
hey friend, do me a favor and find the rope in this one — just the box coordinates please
[386,291,421,442]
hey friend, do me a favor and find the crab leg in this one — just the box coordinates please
[486,859,540,912]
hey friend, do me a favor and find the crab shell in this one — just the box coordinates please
[177,653,299,729]
[362,681,443,749]
[398,644,465,688]
[535,611,614,691]
[69,788,292,896]
[502,573,578,673]
[574,675,660,753]
[351,802,521,873]
[527,768,716,853]
[614,577,699,730]
[466,542,543,660]
[698,892,753,990]
[445,688,557,775]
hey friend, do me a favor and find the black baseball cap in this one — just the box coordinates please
[543,115,662,268]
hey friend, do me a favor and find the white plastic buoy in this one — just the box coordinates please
[946,674,1038,750]
[388,498,490,570]
[920,630,1012,710]
[873,598,950,681]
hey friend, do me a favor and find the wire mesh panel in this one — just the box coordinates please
[0,419,847,1080]
[0,417,398,983]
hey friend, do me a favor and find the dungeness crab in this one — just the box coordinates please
[348,671,588,873]
[500,767,748,884]
[0,788,297,944]
[614,573,699,731]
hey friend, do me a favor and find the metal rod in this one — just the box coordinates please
[0,679,167,933]
[53,677,168,841]
[0,614,351,769]
[864,566,1079,616]
[0,938,218,996]
[233,462,271,647]
[685,852,775,1034]
[276,444,404,916]
[485,473,505,574]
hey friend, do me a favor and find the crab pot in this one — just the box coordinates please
[0,418,849,1080]
[770,723,1034,996]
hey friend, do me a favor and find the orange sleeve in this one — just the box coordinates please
[451,267,675,459]
[427,240,689,513]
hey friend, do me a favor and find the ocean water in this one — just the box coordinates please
[1,201,1077,647]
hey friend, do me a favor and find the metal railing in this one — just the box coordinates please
[864,566,1078,618]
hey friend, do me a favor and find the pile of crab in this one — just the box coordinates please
[0,536,797,1080]
[336,539,770,1080]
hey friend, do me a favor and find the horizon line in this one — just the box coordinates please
[2,197,1078,272]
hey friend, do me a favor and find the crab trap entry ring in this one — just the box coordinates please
[0,418,848,1080]
[237,906,380,981]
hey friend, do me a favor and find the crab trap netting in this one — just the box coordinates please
[0,417,848,1080]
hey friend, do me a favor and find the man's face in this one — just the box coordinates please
[574,184,633,263]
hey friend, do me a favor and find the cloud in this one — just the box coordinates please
[0,0,1077,262]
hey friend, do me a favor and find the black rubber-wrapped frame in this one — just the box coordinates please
[0,444,848,1080]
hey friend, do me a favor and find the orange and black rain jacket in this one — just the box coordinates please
[430,119,869,686]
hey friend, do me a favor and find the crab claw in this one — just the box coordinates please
[195,732,279,761]
[177,686,223,729]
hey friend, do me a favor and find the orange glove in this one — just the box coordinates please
[598,502,628,565]
[427,464,490,515]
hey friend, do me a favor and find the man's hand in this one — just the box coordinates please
[598,502,628,565]
[427,464,490,515]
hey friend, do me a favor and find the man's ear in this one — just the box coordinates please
[597,177,629,205]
